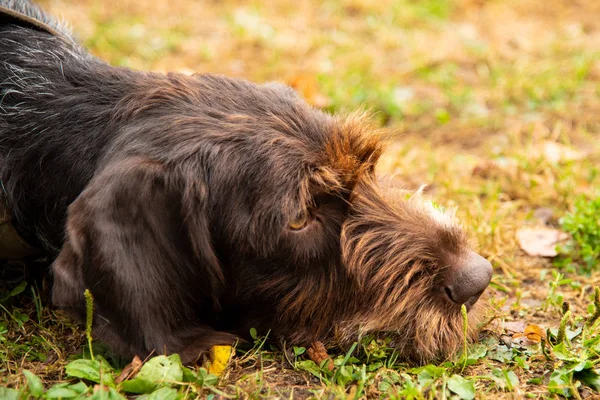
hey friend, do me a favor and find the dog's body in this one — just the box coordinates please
[0,0,493,364]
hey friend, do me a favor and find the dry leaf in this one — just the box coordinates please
[502,320,527,334]
[532,207,554,224]
[512,323,545,346]
[307,341,334,371]
[286,74,330,108]
[472,158,517,179]
[516,227,568,257]
[208,345,233,376]
[524,324,545,343]
[93,384,109,394]
[115,355,143,384]
[539,141,584,163]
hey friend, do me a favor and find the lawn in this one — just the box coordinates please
[1,0,599,398]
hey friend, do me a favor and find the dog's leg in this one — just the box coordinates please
[51,157,234,363]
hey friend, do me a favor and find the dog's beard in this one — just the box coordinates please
[330,275,489,364]
[335,180,489,363]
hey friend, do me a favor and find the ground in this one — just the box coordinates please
[1,0,599,398]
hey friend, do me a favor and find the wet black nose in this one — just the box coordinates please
[444,251,492,309]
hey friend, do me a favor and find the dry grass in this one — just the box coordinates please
[1,0,599,398]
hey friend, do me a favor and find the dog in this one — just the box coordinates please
[0,0,493,365]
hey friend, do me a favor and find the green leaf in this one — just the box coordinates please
[466,343,488,364]
[367,361,383,372]
[89,386,127,400]
[138,354,184,383]
[573,369,600,392]
[65,358,114,386]
[13,310,29,325]
[335,365,353,387]
[565,361,593,374]
[0,388,21,400]
[6,281,27,299]
[489,368,520,391]
[378,381,392,392]
[396,375,422,398]
[120,355,183,394]
[548,369,572,397]
[296,360,322,379]
[412,364,446,385]
[527,377,543,385]
[45,386,79,399]
[552,342,578,362]
[138,387,182,400]
[181,366,197,383]
[574,369,600,391]
[195,367,219,387]
[249,327,258,340]
[513,356,528,370]
[23,370,44,398]
[566,326,583,341]
[447,375,475,400]
[68,382,89,395]
[293,346,306,356]
[488,344,514,362]
[119,377,157,394]
[503,370,519,391]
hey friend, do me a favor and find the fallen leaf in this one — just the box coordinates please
[307,341,334,371]
[93,384,107,394]
[539,141,584,163]
[115,355,143,384]
[502,320,527,334]
[472,158,518,179]
[447,374,476,400]
[286,74,330,108]
[207,345,232,376]
[120,354,184,394]
[516,227,569,257]
[511,323,546,346]
[524,324,545,343]
[533,207,554,224]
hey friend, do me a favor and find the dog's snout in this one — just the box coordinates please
[444,251,492,309]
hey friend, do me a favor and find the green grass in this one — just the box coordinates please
[2,0,600,398]
[555,195,600,274]
[2,290,599,398]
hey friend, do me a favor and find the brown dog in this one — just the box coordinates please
[0,0,492,364]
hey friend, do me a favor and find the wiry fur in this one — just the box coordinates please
[340,181,484,363]
[0,0,492,364]
[0,0,72,36]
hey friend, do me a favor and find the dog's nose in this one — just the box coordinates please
[444,251,492,309]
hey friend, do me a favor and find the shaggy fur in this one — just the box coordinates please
[0,0,492,364]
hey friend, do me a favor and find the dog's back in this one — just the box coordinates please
[0,0,70,36]
[0,1,131,251]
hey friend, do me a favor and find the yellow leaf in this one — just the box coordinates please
[524,324,544,343]
[286,74,330,108]
[207,345,232,376]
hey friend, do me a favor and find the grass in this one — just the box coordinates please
[555,196,600,274]
[2,0,600,398]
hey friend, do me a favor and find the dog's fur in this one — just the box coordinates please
[0,0,492,364]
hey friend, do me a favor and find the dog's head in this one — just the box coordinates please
[340,181,492,363]
[137,76,493,363]
[53,73,492,364]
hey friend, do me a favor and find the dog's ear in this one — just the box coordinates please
[51,157,231,360]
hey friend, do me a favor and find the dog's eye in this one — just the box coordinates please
[289,209,310,230]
